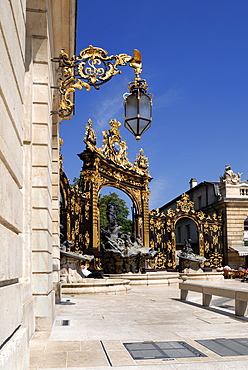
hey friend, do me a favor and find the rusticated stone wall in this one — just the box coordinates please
[0,1,76,368]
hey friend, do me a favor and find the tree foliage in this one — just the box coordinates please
[70,176,84,190]
[98,192,132,233]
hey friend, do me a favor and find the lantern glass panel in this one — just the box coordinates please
[138,118,148,132]
[139,94,151,119]
[128,118,138,134]
[125,94,137,118]
[125,118,138,135]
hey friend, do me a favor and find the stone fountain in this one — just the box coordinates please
[101,202,157,274]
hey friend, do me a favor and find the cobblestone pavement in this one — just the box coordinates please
[30,281,248,369]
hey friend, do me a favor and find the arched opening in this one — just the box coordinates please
[244,217,248,246]
[60,170,71,244]
[175,217,199,254]
[98,185,135,237]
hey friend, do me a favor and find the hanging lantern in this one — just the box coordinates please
[124,78,153,140]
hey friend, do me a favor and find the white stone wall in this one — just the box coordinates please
[220,182,248,199]
[0,0,32,368]
[225,205,248,246]
[219,181,248,248]
[216,180,248,266]
[26,3,55,330]
[0,0,76,368]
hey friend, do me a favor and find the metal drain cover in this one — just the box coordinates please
[123,341,206,360]
[61,320,70,326]
[196,338,248,357]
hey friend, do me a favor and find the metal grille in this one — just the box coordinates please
[196,338,248,357]
[61,320,70,326]
[123,341,206,360]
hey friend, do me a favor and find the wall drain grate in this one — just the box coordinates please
[196,338,248,357]
[123,341,206,360]
[61,320,70,326]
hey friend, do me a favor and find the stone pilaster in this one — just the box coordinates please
[52,113,61,303]
[28,4,55,330]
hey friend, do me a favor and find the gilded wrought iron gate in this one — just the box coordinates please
[149,193,223,269]
[60,168,89,252]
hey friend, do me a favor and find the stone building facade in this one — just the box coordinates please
[160,166,248,268]
[0,1,76,368]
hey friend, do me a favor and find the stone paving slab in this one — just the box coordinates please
[30,282,248,369]
[30,360,248,370]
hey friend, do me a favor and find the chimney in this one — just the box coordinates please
[189,178,197,189]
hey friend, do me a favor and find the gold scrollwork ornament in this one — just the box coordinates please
[157,233,162,244]
[210,224,219,233]
[84,231,90,248]
[167,209,175,218]
[204,241,210,253]
[197,211,206,220]
[209,252,223,267]
[155,252,167,269]
[212,235,219,245]
[176,193,195,213]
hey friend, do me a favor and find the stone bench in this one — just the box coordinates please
[179,282,248,316]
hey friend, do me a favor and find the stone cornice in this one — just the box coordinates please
[215,198,248,207]
[50,0,77,57]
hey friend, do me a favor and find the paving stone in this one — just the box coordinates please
[44,341,81,352]
[67,351,109,367]
[39,352,67,368]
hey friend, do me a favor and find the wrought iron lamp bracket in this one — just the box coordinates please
[52,45,143,118]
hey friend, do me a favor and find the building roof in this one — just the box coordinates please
[159,181,220,211]
[229,246,248,256]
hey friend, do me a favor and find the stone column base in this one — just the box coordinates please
[53,282,61,304]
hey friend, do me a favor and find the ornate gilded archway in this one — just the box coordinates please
[149,193,223,269]
[75,119,152,255]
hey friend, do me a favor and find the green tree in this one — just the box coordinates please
[70,176,84,190]
[99,192,132,233]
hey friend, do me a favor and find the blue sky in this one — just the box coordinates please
[60,0,248,213]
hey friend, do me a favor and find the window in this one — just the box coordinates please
[197,196,202,209]
[177,226,181,243]
[186,224,191,239]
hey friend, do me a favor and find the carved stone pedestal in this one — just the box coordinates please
[60,250,94,283]
[180,259,204,273]
[60,256,84,283]
[102,251,141,274]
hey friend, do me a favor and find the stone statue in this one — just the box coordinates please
[60,240,73,251]
[84,119,97,151]
[220,165,242,185]
[60,239,94,262]
[182,238,194,255]
[60,224,65,244]
[101,201,157,274]
[106,202,118,228]
[177,239,206,272]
